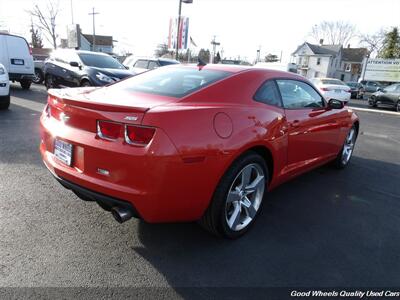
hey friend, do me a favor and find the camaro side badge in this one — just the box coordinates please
[124,116,138,121]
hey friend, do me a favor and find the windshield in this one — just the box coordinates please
[112,67,231,98]
[321,79,346,85]
[346,82,357,87]
[78,53,125,69]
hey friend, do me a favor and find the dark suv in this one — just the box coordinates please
[44,50,133,89]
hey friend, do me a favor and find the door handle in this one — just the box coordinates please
[290,120,300,128]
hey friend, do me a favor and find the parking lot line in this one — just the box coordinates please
[348,106,400,116]
[11,97,45,113]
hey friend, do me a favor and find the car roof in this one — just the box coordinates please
[171,64,306,79]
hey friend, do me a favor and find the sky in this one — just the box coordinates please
[0,0,399,62]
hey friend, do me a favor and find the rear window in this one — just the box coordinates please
[321,79,345,85]
[114,67,231,98]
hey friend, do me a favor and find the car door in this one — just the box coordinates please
[276,79,342,173]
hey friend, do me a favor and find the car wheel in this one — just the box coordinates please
[33,69,44,84]
[334,125,357,169]
[200,152,268,239]
[396,101,400,112]
[80,80,91,87]
[45,74,54,89]
[0,94,10,110]
[368,97,377,108]
[20,80,31,90]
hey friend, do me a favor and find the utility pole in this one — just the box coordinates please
[210,35,220,64]
[70,0,74,24]
[88,7,99,51]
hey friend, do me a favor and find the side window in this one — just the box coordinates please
[253,80,282,107]
[134,60,149,69]
[148,61,159,70]
[276,79,324,109]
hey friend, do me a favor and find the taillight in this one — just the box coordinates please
[125,125,155,146]
[97,120,122,140]
[45,104,51,118]
[29,47,33,55]
[321,87,330,91]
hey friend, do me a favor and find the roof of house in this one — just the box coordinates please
[82,34,113,46]
[293,42,341,56]
[342,48,369,62]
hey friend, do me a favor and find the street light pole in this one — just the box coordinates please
[175,0,182,60]
[70,0,74,24]
[89,7,99,52]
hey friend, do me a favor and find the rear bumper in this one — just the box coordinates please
[49,168,140,218]
[39,112,222,223]
[9,73,35,81]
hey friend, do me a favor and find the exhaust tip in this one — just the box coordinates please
[111,207,133,223]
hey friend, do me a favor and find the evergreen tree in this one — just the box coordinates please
[30,22,44,48]
[379,27,400,59]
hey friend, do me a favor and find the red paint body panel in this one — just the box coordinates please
[39,65,359,223]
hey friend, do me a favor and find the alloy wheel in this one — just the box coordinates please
[342,128,356,165]
[225,163,265,231]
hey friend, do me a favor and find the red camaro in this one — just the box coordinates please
[40,64,359,238]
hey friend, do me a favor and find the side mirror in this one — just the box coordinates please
[328,99,344,109]
[377,87,383,92]
[70,61,79,67]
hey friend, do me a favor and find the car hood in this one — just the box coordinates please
[89,67,134,79]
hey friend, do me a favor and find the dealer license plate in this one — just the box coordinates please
[54,139,73,166]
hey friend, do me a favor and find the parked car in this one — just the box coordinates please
[123,56,179,74]
[0,33,34,90]
[346,81,364,99]
[44,50,133,89]
[0,63,10,110]
[359,80,383,94]
[310,78,351,103]
[368,83,400,112]
[33,59,45,84]
[40,65,359,239]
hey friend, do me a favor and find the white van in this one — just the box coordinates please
[0,33,34,90]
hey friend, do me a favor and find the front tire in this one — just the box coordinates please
[395,101,400,112]
[200,152,268,239]
[334,125,357,169]
[45,74,55,89]
[80,80,91,87]
[0,94,10,110]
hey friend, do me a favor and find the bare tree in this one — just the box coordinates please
[310,21,356,45]
[358,29,386,58]
[28,1,59,49]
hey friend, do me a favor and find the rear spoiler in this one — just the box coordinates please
[47,88,149,113]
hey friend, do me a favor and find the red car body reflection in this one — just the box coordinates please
[40,65,359,232]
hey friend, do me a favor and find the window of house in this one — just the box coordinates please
[317,58,321,65]
[276,79,324,109]
[314,71,319,77]
[345,63,351,72]
[253,80,282,107]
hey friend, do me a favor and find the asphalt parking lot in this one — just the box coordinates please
[0,84,399,297]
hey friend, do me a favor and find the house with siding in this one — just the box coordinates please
[292,41,368,81]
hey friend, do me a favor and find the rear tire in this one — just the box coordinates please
[20,80,31,90]
[200,152,268,239]
[368,96,377,108]
[33,68,44,84]
[0,94,10,110]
